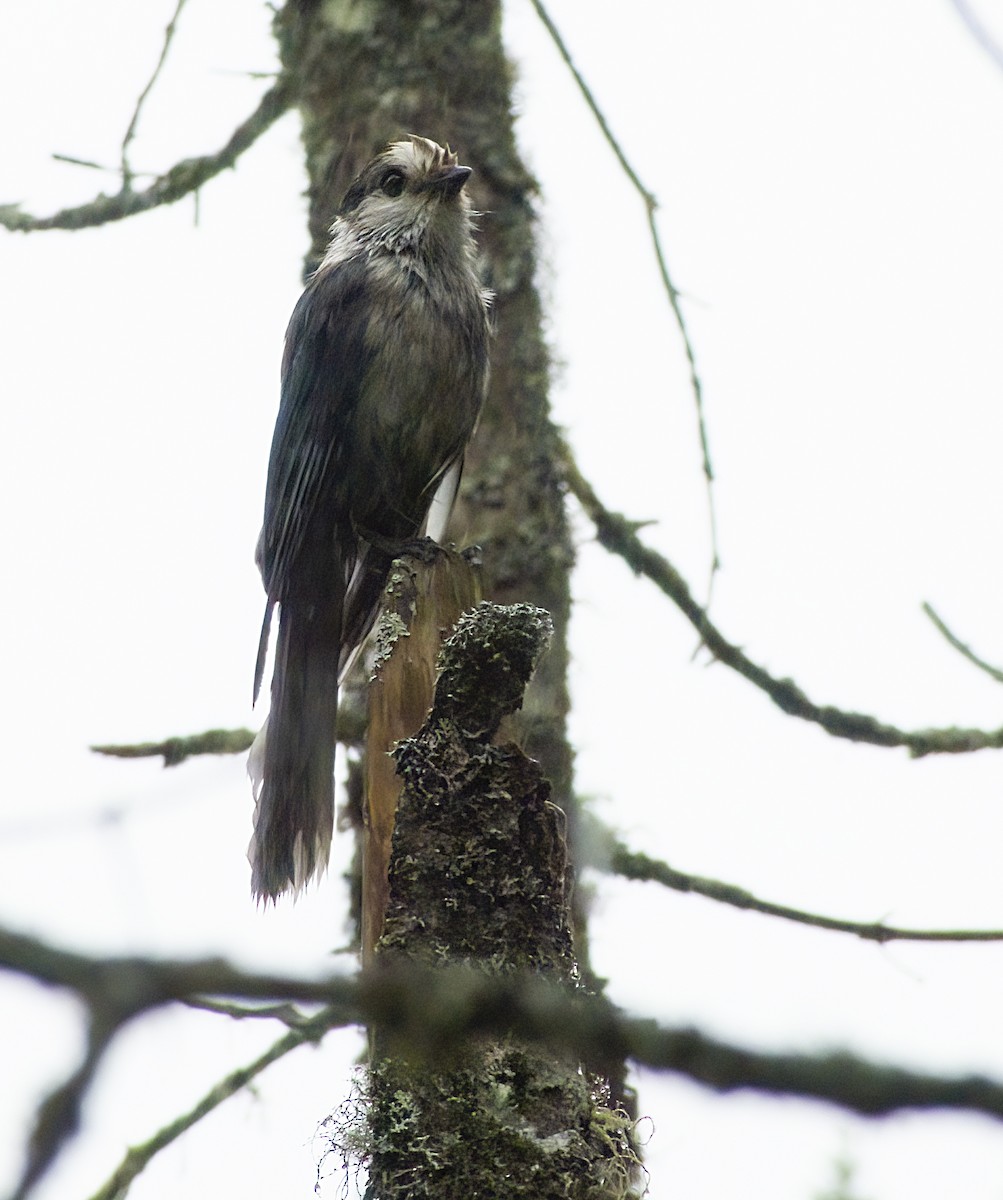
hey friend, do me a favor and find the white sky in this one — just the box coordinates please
[2,1,1003,1197]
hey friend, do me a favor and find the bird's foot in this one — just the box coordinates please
[358,529,443,564]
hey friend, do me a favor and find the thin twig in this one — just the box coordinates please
[583,816,1003,943]
[120,0,191,188]
[88,708,364,772]
[0,75,293,233]
[86,1007,339,1200]
[527,0,720,595]
[557,435,1003,757]
[51,154,138,175]
[91,727,256,767]
[16,1018,118,1200]
[923,601,1003,684]
[183,996,319,1026]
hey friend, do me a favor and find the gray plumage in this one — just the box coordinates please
[249,135,491,902]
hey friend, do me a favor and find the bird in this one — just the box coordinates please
[248,135,492,902]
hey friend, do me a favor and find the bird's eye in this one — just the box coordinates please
[381,171,405,198]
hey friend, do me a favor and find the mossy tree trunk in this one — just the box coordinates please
[273,0,631,1188]
[361,604,638,1198]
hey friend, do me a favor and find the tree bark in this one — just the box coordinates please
[362,546,482,963]
[272,0,636,1182]
[358,604,638,1199]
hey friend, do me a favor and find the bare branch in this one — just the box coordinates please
[0,75,293,233]
[634,1028,1003,1123]
[16,1017,116,1200]
[583,816,1003,944]
[527,0,651,202]
[0,925,352,1013]
[89,710,367,774]
[558,437,1003,757]
[527,0,720,591]
[0,924,356,1197]
[85,1007,337,1200]
[182,996,319,1026]
[923,601,1003,684]
[88,706,366,778]
[91,727,256,767]
[120,0,191,187]
[6,924,1003,1152]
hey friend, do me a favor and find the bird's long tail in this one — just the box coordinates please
[248,593,342,901]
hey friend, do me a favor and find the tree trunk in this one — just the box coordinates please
[360,604,638,1199]
[273,0,635,1183]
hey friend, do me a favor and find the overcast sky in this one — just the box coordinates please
[3,2,1003,1198]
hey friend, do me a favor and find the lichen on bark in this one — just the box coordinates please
[271,1,634,1186]
[331,605,639,1199]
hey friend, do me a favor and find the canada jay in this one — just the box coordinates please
[249,135,492,902]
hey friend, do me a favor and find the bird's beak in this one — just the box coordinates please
[425,164,472,199]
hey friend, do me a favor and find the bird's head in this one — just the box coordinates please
[337,135,477,263]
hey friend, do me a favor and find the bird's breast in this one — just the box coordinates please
[347,267,486,533]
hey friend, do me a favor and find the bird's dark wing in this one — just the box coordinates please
[253,257,373,703]
[260,256,374,600]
